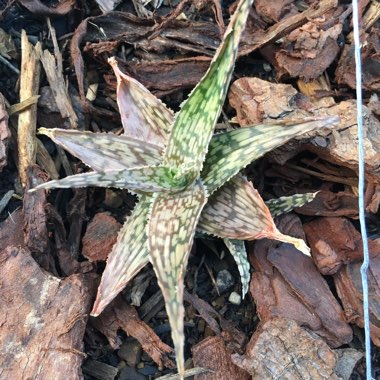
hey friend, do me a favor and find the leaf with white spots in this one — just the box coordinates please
[198,176,310,255]
[38,128,162,171]
[202,117,339,194]
[266,192,319,217]
[163,0,254,177]
[110,57,173,147]
[148,181,207,377]
[92,196,152,315]
[31,165,193,193]
[223,238,250,297]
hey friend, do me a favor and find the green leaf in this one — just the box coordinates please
[198,175,311,255]
[92,196,151,316]
[38,128,163,171]
[223,238,250,297]
[163,0,254,177]
[148,181,207,377]
[202,117,339,193]
[266,192,319,217]
[109,57,173,146]
[31,165,192,193]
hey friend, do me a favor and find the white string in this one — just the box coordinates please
[351,1,372,379]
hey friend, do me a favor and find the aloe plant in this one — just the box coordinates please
[32,0,338,376]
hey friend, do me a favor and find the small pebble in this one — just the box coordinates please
[228,291,242,305]
[312,135,328,147]
[104,189,123,208]
[216,269,234,293]
[117,360,127,370]
[263,63,272,72]
[118,339,142,367]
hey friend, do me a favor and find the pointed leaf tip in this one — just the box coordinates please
[224,238,250,297]
[92,196,152,315]
[148,181,207,377]
[163,0,254,176]
[108,56,172,145]
[37,128,163,172]
[266,192,319,217]
[203,117,340,194]
[31,166,192,193]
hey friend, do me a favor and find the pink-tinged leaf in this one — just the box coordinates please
[223,238,250,297]
[38,128,163,171]
[148,181,207,377]
[109,57,173,147]
[92,196,151,316]
[198,176,310,255]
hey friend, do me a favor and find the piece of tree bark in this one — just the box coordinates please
[71,12,219,105]
[250,215,352,348]
[0,92,11,171]
[91,299,175,369]
[0,246,96,379]
[229,77,298,125]
[23,165,49,256]
[334,255,380,346]
[18,30,40,187]
[192,336,250,380]
[121,57,212,96]
[265,243,353,346]
[36,20,78,128]
[335,4,380,91]
[229,76,380,183]
[265,7,344,81]
[254,0,296,23]
[289,190,359,218]
[35,138,60,180]
[82,212,121,262]
[334,349,363,380]
[304,217,380,275]
[0,209,25,251]
[7,95,40,116]
[239,0,338,56]
[231,318,341,379]
[19,0,75,16]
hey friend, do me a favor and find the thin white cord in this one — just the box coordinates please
[351,1,372,379]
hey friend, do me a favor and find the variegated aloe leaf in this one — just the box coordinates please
[38,128,163,171]
[109,57,172,146]
[163,0,254,178]
[198,175,310,255]
[146,2,253,375]
[31,165,192,193]
[202,116,339,193]
[266,192,319,217]
[92,196,151,315]
[223,238,249,297]
[148,180,207,377]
